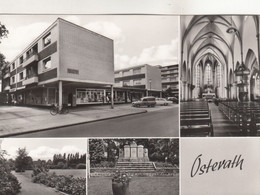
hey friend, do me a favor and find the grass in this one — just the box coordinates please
[49,169,86,178]
[17,169,86,179]
[88,175,179,195]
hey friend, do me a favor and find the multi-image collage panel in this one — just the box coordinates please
[0,14,260,195]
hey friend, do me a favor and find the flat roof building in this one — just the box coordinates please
[1,18,114,107]
[114,64,162,102]
[159,64,179,98]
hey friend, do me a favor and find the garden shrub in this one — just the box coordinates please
[0,154,21,195]
[91,161,115,168]
[32,172,86,195]
[76,163,86,169]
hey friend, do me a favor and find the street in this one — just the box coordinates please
[12,106,179,137]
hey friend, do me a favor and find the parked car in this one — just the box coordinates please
[155,98,172,106]
[167,97,179,104]
[132,96,156,107]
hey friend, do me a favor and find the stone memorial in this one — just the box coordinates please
[119,142,150,162]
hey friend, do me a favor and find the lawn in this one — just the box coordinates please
[17,169,86,179]
[88,175,179,195]
[49,169,86,178]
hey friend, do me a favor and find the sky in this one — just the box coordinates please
[0,15,178,70]
[1,138,87,161]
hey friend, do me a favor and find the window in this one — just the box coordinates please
[19,72,24,80]
[43,57,51,70]
[123,80,130,86]
[122,70,130,76]
[133,79,142,85]
[133,68,141,74]
[19,56,23,65]
[11,76,15,84]
[12,63,15,70]
[43,32,51,47]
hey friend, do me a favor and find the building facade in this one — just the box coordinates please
[159,64,179,98]
[114,64,162,102]
[1,18,114,107]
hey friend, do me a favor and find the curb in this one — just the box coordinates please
[1,110,147,137]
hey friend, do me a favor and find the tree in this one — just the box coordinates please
[14,147,33,172]
[0,22,8,43]
[89,139,105,164]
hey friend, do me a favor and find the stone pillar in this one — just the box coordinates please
[144,148,149,161]
[137,145,144,159]
[146,90,149,96]
[58,80,62,110]
[124,145,130,160]
[111,85,114,109]
[130,142,137,160]
[160,91,162,98]
[233,82,237,99]
[182,81,187,101]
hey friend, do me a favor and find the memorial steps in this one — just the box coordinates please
[116,162,156,172]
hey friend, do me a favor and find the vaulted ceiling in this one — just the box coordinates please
[181,15,247,69]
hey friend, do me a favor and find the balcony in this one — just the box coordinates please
[23,54,38,68]
[4,86,10,91]
[3,72,10,79]
[22,76,39,85]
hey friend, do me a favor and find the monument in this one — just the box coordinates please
[118,141,150,162]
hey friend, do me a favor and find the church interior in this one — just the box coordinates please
[180,15,260,137]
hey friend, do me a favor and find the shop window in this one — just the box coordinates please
[19,72,24,80]
[43,57,51,70]
[43,32,51,47]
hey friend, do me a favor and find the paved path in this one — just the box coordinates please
[14,105,179,137]
[209,103,241,136]
[0,104,147,137]
[12,172,63,195]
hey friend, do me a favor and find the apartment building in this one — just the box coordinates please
[114,64,162,102]
[1,18,114,107]
[159,64,179,98]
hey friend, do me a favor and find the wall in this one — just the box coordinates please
[145,65,162,91]
[58,19,114,84]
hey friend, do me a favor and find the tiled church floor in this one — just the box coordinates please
[209,103,242,137]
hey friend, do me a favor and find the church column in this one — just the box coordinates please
[247,77,251,101]
[182,81,187,101]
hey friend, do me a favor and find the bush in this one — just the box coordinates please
[32,172,86,195]
[76,163,86,169]
[91,161,115,168]
[0,154,21,195]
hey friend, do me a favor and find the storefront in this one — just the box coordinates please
[76,88,105,104]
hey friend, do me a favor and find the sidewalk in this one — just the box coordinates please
[0,104,147,137]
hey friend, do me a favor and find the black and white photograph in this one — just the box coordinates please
[0,138,87,195]
[0,15,179,138]
[180,15,260,137]
[88,138,179,195]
